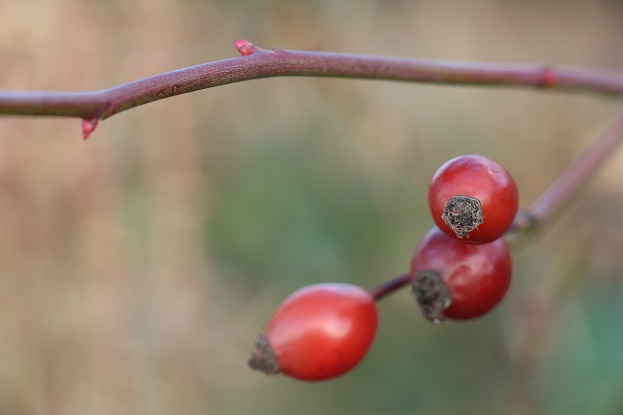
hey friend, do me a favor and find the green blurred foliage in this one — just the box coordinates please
[1,0,623,414]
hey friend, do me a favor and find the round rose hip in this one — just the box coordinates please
[411,226,513,322]
[428,154,519,243]
[249,283,378,381]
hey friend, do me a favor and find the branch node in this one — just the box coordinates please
[540,65,557,88]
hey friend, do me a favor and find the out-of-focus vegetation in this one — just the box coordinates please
[1,0,623,414]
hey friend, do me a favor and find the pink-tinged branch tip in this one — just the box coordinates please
[234,39,259,56]
[81,118,99,140]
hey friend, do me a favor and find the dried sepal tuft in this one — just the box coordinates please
[441,195,484,239]
[248,334,281,375]
[411,270,452,324]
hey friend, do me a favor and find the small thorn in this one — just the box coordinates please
[81,118,99,140]
[234,39,259,56]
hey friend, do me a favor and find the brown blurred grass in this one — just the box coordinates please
[1,0,623,414]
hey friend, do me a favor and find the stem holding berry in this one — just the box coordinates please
[368,272,412,301]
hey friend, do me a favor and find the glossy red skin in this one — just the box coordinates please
[429,154,519,244]
[266,283,378,381]
[411,227,513,320]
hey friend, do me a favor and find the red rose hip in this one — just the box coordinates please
[410,226,513,322]
[428,154,519,243]
[249,283,378,381]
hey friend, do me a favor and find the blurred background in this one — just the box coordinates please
[1,0,623,414]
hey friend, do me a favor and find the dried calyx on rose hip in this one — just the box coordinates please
[249,283,378,381]
[410,226,513,322]
[428,154,519,244]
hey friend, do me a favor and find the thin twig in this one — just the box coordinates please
[512,112,623,234]
[1,39,623,123]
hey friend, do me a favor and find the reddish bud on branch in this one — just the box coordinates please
[234,39,260,56]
